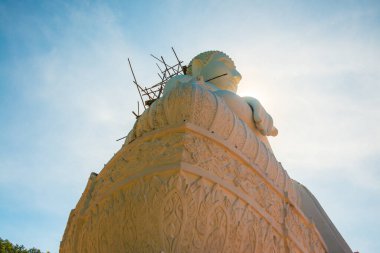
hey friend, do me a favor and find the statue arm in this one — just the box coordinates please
[243,97,278,136]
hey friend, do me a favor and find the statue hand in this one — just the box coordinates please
[244,97,278,136]
[253,107,278,136]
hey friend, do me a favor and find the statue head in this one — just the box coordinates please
[187,51,242,93]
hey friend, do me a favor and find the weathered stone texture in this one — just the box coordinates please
[60,84,326,253]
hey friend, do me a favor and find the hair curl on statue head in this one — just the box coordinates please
[186,51,235,76]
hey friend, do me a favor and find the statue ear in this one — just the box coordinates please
[191,59,204,77]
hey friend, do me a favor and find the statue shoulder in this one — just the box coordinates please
[163,75,221,95]
[162,75,194,95]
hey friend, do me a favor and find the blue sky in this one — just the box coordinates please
[0,0,379,252]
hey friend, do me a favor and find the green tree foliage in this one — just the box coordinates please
[0,238,47,253]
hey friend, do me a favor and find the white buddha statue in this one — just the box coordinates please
[163,50,278,149]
